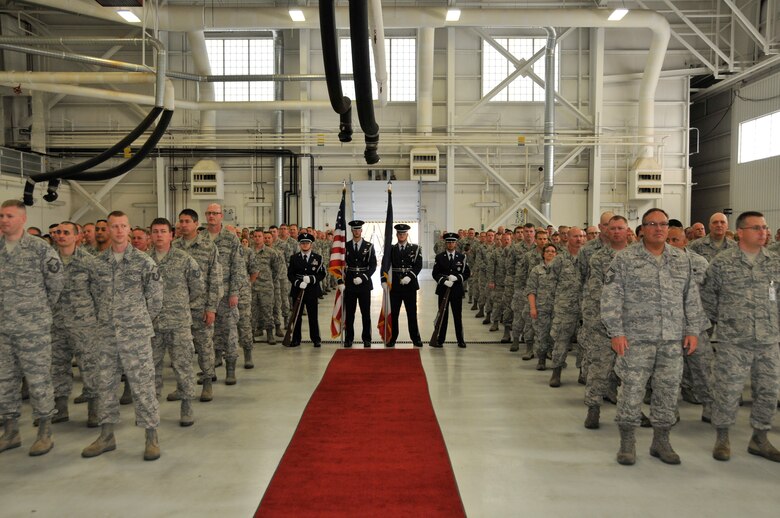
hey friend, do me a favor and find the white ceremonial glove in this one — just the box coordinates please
[338,284,346,292]
[448,275,458,282]
[353,277,363,285]
[299,280,309,289]
[444,280,454,288]
[308,275,316,284]
[400,276,411,285]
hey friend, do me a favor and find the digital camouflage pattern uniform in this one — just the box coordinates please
[250,245,280,337]
[172,233,222,384]
[688,234,737,262]
[51,247,106,404]
[700,247,780,432]
[204,227,244,365]
[526,261,557,359]
[237,246,254,354]
[680,250,714,409]
[96,245,163,429]
[0,233,64,421]
[601,243,706,429]
[549,249,584,369]
[151,248,204,401]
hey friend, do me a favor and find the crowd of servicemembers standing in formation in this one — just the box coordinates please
[450,209,780,466]
[2,194,779,468]
[0,199,340,461]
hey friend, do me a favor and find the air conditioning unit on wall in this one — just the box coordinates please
[410,147,439,181]
[190,159,224,200]
[628,157,663,200]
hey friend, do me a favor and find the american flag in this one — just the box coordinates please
[377,183,393,343]
[329,186,347,338]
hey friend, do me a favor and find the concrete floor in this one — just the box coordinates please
[2,273,779,517]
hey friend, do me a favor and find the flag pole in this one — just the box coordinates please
[340,180,346,348]
[384,181,391,345]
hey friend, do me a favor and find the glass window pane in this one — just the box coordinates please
[390,38,416,101]
[482,36,559,103]
[482,38,508,101]
[738,110,780,164]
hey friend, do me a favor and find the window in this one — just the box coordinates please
[339,37,416,102]
[205,38,274,102]
[738,110,780,164]
[482,37,559,102]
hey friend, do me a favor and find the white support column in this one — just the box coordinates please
[417,27,435,135]
[156,156,167,219]
[446,26,455,231]
[587,28,604,226]
[30,91,47,154]
[299,29,312,226]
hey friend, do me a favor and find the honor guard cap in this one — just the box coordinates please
[443,232,459,242]
[298,232,315,243]
[348,220,364,230]
[394,223,410,233]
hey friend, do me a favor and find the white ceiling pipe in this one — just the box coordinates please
[3,79,176,110]
[368,0,388,107]
[0,71,156,84]
[417,27,435,136]
[186,31,216,136]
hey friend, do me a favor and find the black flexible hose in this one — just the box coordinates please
[319,0,353,143]
[67,109,173,181]
[349,0,380,164]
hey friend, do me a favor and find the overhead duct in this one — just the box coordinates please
[349,0,380,164]
[368,0,388,107]
[319,0,353,143]
[273,30,285,225]
[540,27,556,220]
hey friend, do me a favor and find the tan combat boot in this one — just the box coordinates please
[119,379,133,405]
[617,426,636,465]
[52,396,69,423]
[144,428,160,461]
[748,429,780,462]
[225,359,237,385]
[29,417,54,456]
[649,426,681,464]
[509,335,520,352]
[501,325,512,343]
[180,400,194,427]
[712,428,730,461]
[267,328,276,345]
[0,417,21,453]
[243,348,254,369]
[584,406,600,429]
[549,367,562,388]
[521,343,535,361]
[82,424,116,458]
[86,398,99,428]
[200,379,213,402]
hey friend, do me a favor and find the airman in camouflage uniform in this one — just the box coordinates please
[700,211,780,463]
[149,218,204,427]
[50,221,106,428]
[508,225,537,351]
[581,216,628,429]
[526,243,558,370]
[688,212,736,262]
[478,230,498,323]
[548,227,587,387]
[273,225,295,334]
[82,211,163,461]
[172,209,222,402]
[238,243,255,368]
[489,232,511,332]
[468,233,483,311]
[601,208,706,466]
[0,200,64,456]
[203,203,245,386]
[516,230,547,360]
[251,230,280,344]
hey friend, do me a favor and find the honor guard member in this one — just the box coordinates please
[387,224,424,348]
[431,232,471,347]
[0,200,64,456]
[341,220,378,348]
[287,232,327,347]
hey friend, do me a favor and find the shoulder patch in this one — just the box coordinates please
[46,257,61,274]
[604,268,616,285]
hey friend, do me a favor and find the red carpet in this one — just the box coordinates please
[255,349,466,518]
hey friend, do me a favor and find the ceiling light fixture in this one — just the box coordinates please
[289,9,306,22]
[446,8,461,22]
[117,10,141,23]
[608,8,629,21]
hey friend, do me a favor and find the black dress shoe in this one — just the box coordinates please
[286,342,300,348]
[430,341,443,348]
[458,342,467,348]
[313,342,321,348]
[363,342,371,348]
[386,342,395,348]
[344,342,353,348]
[413,342,423,348]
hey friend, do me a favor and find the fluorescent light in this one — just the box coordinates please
[117,10,141,23]
[608,8,629,21]
[446,8,461,22]
[289,9,305,22]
